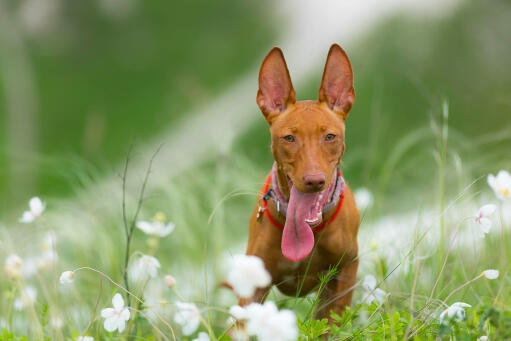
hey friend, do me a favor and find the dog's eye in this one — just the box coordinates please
[283,135,295,142]
[283,135,295,143]
[325,134,336,141]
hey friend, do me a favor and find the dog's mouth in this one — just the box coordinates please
[281,176,331,262]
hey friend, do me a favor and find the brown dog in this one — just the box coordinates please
[242,44,360,321]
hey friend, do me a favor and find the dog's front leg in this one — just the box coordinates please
[315,258,359,322]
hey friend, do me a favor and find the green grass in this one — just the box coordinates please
[1,108,510,339]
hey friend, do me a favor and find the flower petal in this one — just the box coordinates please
[19,211,35,223]
[136,221,153,234]
[452,302,471,308]
[112,293,124,311]
[480,204,497,217]
[120,308,130,321]
[104,317,119,332]
[162,223,176,236]
[116,319,126,333]
[479,218,492,233]
[101,308,115,318]
[362,275,377,291]
[29,197,45,215]
[483,269,499,279]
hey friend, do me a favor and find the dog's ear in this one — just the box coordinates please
[257,47,296,121]
[318,44,355,118]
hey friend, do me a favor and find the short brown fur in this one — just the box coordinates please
[241,44,360,321]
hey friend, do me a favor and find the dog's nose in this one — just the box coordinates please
[303,174,326,191]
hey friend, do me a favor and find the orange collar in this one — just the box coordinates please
[259,170,344,234]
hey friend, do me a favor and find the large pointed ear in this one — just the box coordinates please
[256,47,296,121]
[318,44,355,118]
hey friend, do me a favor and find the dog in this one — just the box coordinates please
[241,44,360,321]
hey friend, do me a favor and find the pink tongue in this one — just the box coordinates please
[281,185,323,262]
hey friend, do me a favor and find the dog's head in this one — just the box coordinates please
[256,44,355,262]
[257,44,355,194]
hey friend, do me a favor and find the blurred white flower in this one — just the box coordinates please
[439,302,471,323]
[20,197,45,223]
[38,249,58,270]
[164,274,176,288]
[130,254,160,282]
[475,204,496,237]
[41,232,56,251]
[226,255,271,298]
[488,170,511,200]
[231,301,297,341]
[51,316,63,329]
[229,305,248,320]
[478,336,489,341]
[21,258,38,278]
[354,187,374,210]
[60,271,75,284]
[14,286,37,311]
[101,293,130,333]
[76,336,94,341]
[483,269,499,280]
[360,275,387,305]
[192,332,210,341]
[136,220,175,238]
[142,279,171,322]
[174,301,201,336]
[4,254,23,279]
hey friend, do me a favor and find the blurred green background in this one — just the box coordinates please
[1,0,510,213]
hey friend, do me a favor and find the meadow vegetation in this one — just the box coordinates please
[1,0,511,340]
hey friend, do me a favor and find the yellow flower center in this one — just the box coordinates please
[154,212,166,222]
[499,188,510,197]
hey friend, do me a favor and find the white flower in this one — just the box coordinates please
[478,336,489,341]
[354,187,374,210]
[51,316,64,329]
[488,170,511,200]
[234,301,297,341]
[14,286,37,311]
[76,336,94,341]
[142,279,172,324]
[136,220,175,237]
[174,301,201,336]
[19,197,45,223]
[21,258,38,278]
[475,204,497,237]
[483,269,499,280]
[4,254,23,279]
[60,271,75,284]
[360,275,387,305]
[229,305,249,320]
[439,302,471,323]
[38,249,58,270]
[226,255,271,298]
[101,293,130,333]
[130,254,161,282]
[192,332,210,341]
[41,232,56,251]
[164,274,176,288]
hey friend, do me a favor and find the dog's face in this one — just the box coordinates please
[257,44,355,193]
